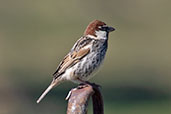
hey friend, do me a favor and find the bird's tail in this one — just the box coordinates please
[36,79,60,104]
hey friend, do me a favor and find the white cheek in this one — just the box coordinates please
[95,31,107,39]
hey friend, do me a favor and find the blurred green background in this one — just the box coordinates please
[1,0,171,114]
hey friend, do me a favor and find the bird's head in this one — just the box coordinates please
[84,20,115,39]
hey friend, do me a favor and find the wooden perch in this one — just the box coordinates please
[66,84,104,114]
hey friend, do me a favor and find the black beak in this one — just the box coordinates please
[107,26,115,32]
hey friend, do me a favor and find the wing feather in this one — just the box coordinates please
[53,48,90,79]
[53,36,93,79]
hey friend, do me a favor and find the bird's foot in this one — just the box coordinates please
[77,79,101,88]
[80,81,102,89]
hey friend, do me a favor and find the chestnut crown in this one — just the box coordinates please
[84,20,115,37]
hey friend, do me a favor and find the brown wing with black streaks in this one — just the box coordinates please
[53,36,93,79]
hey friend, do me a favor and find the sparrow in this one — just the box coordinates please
[36,20,115,103]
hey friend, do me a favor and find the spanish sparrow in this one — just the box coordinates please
[37,20,115,103]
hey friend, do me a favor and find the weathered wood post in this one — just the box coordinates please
[66,84,104,114]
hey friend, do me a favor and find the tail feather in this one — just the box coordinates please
[36,80,59,103]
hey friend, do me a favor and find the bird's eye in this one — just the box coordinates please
[98,25,107,31]
[98,26,102,29]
